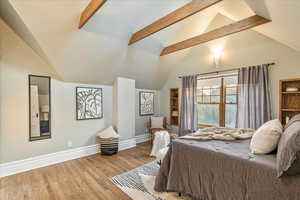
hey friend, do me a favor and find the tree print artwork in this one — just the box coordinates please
[76,87,103,120]
[139,92,154,116]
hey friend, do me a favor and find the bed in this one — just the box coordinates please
[154,138,300,200]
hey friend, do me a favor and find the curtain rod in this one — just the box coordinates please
[178,62,275,78]
[198,73,238,81]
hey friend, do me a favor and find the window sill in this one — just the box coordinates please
[198,124,215,129]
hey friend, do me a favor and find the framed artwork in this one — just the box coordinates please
[139,91,154,116]
[76,87,103,120]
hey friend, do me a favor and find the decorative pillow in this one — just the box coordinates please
[151,117,164,129]
[250,119,283,155]
[277,114,300,177]
[97,126,119,138]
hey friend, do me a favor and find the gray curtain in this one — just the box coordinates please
[179,75,198,136]
[236,64,272,129]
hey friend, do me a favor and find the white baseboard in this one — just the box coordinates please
[0,138,138,178]
[0,144,100,178]
[119,138,136,151]
[135,133,150,144]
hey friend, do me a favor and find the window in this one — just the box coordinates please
[224,85,237,127]
[197,76,238,128]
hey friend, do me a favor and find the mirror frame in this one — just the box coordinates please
[28,74,51,141]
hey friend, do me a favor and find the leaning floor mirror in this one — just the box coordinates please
[29,75,51,141]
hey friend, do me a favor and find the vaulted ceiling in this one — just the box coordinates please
[1,0,300,89]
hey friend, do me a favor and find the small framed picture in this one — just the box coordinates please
[139,91,154,116]
[76,87,103,120]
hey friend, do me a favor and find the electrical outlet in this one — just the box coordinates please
[67,141,73,148]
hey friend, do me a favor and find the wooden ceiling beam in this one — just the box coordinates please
[128,0,223,45]
[78,0,107,29]
[160,15,271,56]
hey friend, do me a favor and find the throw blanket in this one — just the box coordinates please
[180,127,255,141]
[150,131,170,157]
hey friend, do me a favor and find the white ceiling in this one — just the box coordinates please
[1,0,300,89]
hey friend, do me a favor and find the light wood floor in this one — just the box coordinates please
[0,142,154,200]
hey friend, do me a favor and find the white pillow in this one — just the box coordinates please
[97,126,119,138]
[151,117,164,128]
[250,119,283,154]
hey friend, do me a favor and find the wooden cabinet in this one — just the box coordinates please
[170,88,179,126]
[279,78,300,125]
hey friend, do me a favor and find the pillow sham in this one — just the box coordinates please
[277,114,300,177]
[151,117,164,129]
[250,119,283,155]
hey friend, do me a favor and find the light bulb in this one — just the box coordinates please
[212,48,223,68]
[213,48,223,59]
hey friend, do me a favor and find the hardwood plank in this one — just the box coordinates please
[128,0,223,45]
[78,0,107,29]
[0,142,154,200]
[160,15,271,56]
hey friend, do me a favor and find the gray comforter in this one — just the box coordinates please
[154,139,300,200]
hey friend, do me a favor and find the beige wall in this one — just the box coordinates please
[160,17,300,125]
[0,19,113,163]
[0,0,51,65]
